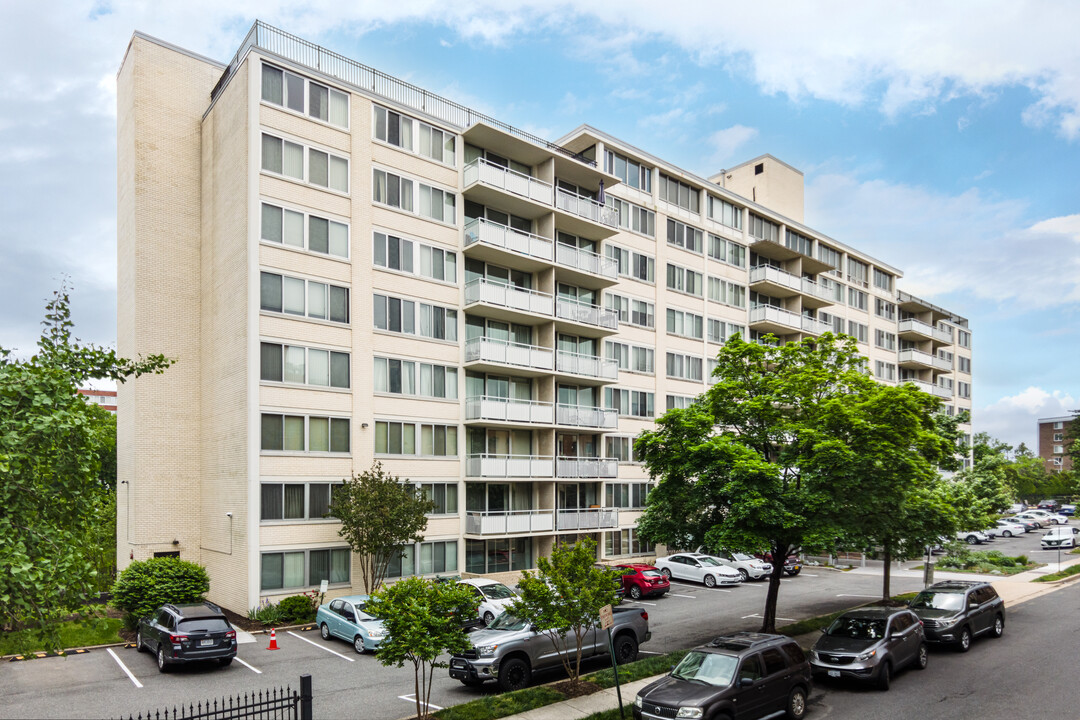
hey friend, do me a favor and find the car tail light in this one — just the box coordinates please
[639,610,649,622]
[226,630,236,639]
[170,634,188,644]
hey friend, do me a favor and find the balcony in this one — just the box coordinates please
[800,315,832,336]
[465,396,554,425]
[556,404,618,429]
[748,305,804,336]
[556,507,619,531]
[556,456,619,478]
[799,277,838,308]
[555,243,619,287]
[555,297,619,332]
[463,157,553,216]
[464,218,554,270]
[902,378,936,395]
[747,233,834,275]
[466,454,555,478]
[932,384,954,400]
[898,348,938,371]
[464,337,554,375]
[748,265,836,310]
[555,350,619,382]
[466,509,555,535]
[554,188,620,237]
[897,318,952,345]
[465,278,554,323]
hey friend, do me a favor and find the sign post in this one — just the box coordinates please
[600,604,624,719]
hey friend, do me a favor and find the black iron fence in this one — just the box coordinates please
[119,674,311,720]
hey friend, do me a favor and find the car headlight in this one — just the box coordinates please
[477,644,499,657]
[938,616,960,628]
[634,695,643,709]
[856,649,877,661]
[367,629,386,639]
[676,708,703,719]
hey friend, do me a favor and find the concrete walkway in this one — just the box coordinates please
[498,554,1080,720]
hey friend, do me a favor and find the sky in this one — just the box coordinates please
[1,1,1077,450]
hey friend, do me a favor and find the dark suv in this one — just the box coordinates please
[633,632,811,720]
[810,607,927,690]
[135,602,237,672]
[908,580,1005,651]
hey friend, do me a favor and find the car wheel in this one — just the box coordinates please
[991,615,1004,638]
[876,661,891,691]
[704,574,717,588]
[483,611,495,626]
[135,629,145,653]
[156,646,170,673]
[738,569,750,582]
[320,623,331,641]
[914,643,929,670]
[660,568,672,579]
[353,635,366,654]
[498,658,531,692]
[218,657,233,667]
[613,634,639,664]
[786,686,808,719]
[629,585,642,600]
[957,626,972,653]
[1002,530,1012,538]
[966,535,978,545]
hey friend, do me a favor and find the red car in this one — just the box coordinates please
[615,563,670,600]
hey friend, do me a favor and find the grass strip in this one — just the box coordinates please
[433,686,566,720]
[586,650,688,689]
[1033,564,1080,582]
[0,617,124,656]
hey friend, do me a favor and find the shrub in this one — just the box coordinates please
[111,558,210,621]
[278,594,317,623]
[249,599,288,626]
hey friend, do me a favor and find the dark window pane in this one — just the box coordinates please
[309,550,330,586]
[260,343,283,382]
[261,414,283,451]
[330,352,349,388]
[284,485,305,519]
[330,418,350,453]
[261,204,283,243]
[285,73,304,113]
[309,484,330,518]
[329,286,349,323]
[261,553,284,590]
[261,272,282,312]
[309,216,329,254]
[261,484,283,520]
[261,65,283,104]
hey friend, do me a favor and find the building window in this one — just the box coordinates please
[957,381,971,399]
[874,361,896,381]
[874,298,896,320]
[785,229,813,256]
[848,287,868,311]
[708,319,746,344]
[261,133,347,192]
[260,547,350,592]
[260,272,349,324]
[667,219,704,254]
[262,63,349,128]
[605,483,650,508]
[373,169,456,224]
[708,197,743,230]
[414,483,459,515]
[1053,421,1064,430]
[817,245,842,276]
[606,341,654,374]
[958,330,971,348]
[606,294,655,329]
[605,196,656,237]
[605,388,655,418]
[748,214,780,243]
[873,268,894,292]
[605,436,643,463]
[958,357,971,374]
[667,308,704,340]
[605,529,654,557]
[708,277,747,308]
[604,150,652,191]
[465,538,532,574]
[666,395,695,410]
[659,173,700,212]
[874,330,896,351]
[666,352,704,382]
[939,377,954,392]
[374,357,458,400]
[373,294,458,341]
[261,203,349,259]
[374,105,457,166]
[373,232,458,283]
[261,414,350,454]
[847,321,868,344]
[261,482,344,522]
[847,258,869,287]
[1054,445,1065,454]
[708,234,747,268]
[666,264,704,297]
[387,540,459,578]
[374,421,458,457]
[606,244,655,283]
[1054,433,1064,442]
[261,342,349,389]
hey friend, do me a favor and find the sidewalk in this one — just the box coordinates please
[497,553,1080,720]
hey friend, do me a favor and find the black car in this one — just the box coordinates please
[634,632,811,720]
[907,580,1005,651]
[810,607,927,690]
[135,602,237,672]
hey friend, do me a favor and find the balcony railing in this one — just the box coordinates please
[749,264,801,293]
[932,385,954,399]
[464,337,554,372]
[800,315,832,335]
[748,305,803,332]
[902,378,936,395]
[556,456,619,478]
[465,278,554,317]
[897,318,953,344]
[465,396,554,425]
[555,188,620,228]
[556,350,619,380]
[464,157,554,205]
[931,355,953,371]
[466,509,554,535]
[464,218,554,263]
[800,277,837,303]
[466,454,555,478]
[898,348,937,368]
[555,297,619,329]
[556,404,618,429]
[555,242,619,280]
[556,507,619,531]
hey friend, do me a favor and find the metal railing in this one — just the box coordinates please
[556,456,619,478]
[465,395,554,424]
[556,507,619,530]
[749,264,802,293]
[212,22,594,165]
[120,676,311,720]
[465,278,554,317]
[464,337,554,371]
[555,297,619,329]
[556,404,618,429]
[748,305,803,331]
[555,242,620,279]
[466,510,554,535]
[464,158,554,204]
[555,188,620,228]
[898,348,937,367]
[464,218,554,263]
[556,350,619,380]
[800,315,832,335]
[466,454,555,478]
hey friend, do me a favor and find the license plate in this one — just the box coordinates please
[828,670,840,678]
[199,639,214,647]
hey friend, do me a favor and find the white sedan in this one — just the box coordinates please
[654,553,743,587]
[708,550,773,581]
[994,520,1028,537]
[1027,509,1069,526]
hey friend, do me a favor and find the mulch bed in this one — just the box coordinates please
[550,679,602,699]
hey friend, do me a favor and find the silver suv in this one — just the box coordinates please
[810,607,927,690]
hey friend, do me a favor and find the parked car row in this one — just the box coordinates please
[654,550,776,588]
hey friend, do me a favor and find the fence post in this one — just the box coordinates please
[299,674,313,720]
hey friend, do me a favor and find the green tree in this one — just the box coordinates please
[1064,412,1080,473]
[0,288,171,651]
[328,462,433,593]
[508,537,623,689]
[112,557,211,621]
[366,577,479,720]
[637,333,956,631]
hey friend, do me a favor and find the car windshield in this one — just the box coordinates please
[487,614,529,631]
[909,591,964,611]
[697,557,721,567]
[731,553,753,562]
[825,617,887,639]
[671,651,738,686]
[480,583,516,600]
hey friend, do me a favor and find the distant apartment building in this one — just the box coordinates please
[78,388,117,414]
[116,23,974,613]
[1038,416,1075,472]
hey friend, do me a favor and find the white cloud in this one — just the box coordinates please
[976,387,1077,449]
[706,125,758,167]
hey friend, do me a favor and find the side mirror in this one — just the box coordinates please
[529,625,539,633]
[739,677,755,688]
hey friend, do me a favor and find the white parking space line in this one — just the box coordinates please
[670,593,697,599]
[627,600,658,606]
[801,573,819,577]
[836,594,879,598]
[710,588,733,593]
[639,650,663,655]
[286,631,355,662]
[106,648,143,688]
[741,613,795,622]
[399,694,443,711]
[234,656,262,674]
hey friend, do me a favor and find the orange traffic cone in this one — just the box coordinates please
[267,628,279,651]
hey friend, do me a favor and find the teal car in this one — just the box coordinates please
[316,595,388,654]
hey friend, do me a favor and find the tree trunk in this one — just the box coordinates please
[413,658,423,720]
[881,547,892,602]
[760,543,785,633]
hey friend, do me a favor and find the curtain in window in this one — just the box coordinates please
[283,141,304,179]
[331,549,350,583]
[261,343,283,382]
[309,150,328,187]
[308,417,329,452]
[283,416,305,451]
[261,204,282,243]
[262,65,283,104]
[261,484,283,520]
[261,135,282,173]
[284,552,305,588]
[329,90,348,127]
[261,414,283,451]
[329,157,348,193]
[308,282,327,320]
[328,222,348,258]
[308,350,329,386]
[330,418,350,453]
[283,346,305,383]
[309,83,328,122]
[284,484,305,519]
[282,277,305,315]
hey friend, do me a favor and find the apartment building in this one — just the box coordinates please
[116,23,974,613]
[1038,416,1076,472]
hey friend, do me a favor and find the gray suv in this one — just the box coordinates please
[810,607,927,690]
[634,632,811,720]
[908,580,1005,651]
